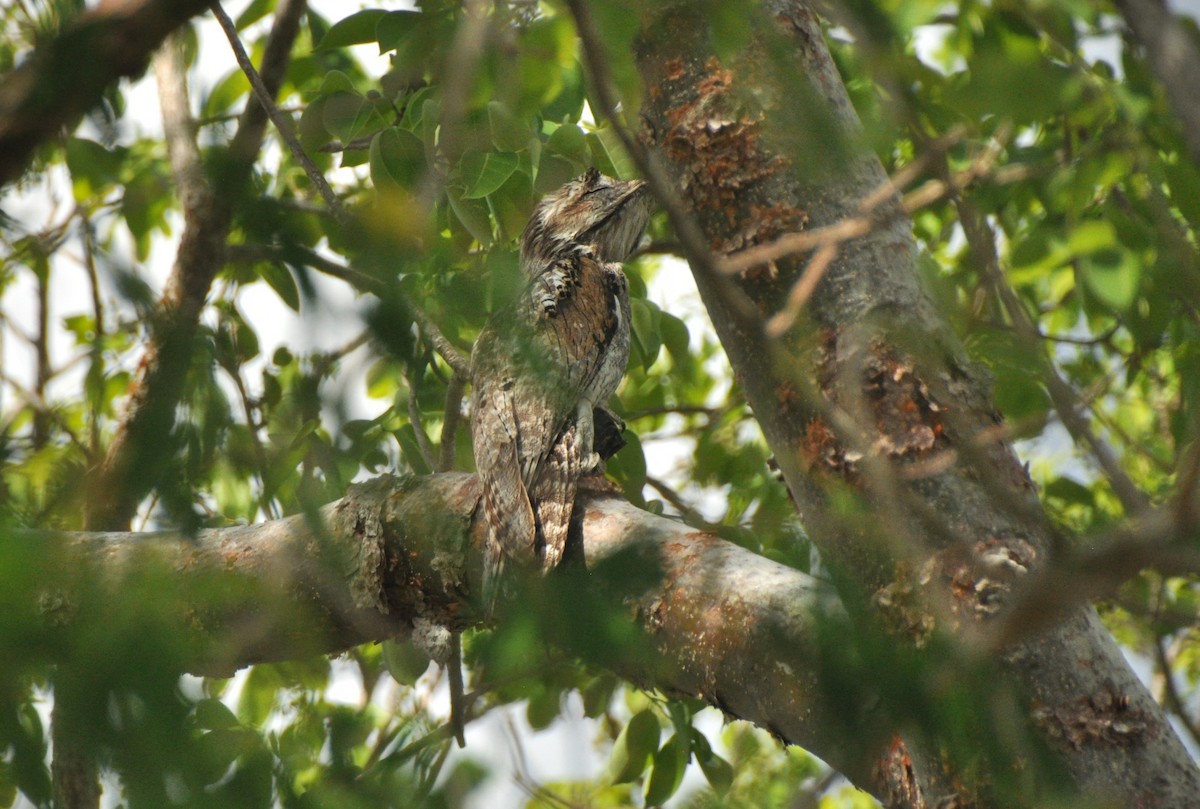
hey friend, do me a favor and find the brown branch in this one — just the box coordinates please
[84,0,308,532]
[0,0,216,187]
[1114,0,1200,167]
[407,382,438,471]
[46,473,878,786]
[438,374,465,472]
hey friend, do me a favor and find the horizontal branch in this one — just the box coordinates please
[46,473,877,783]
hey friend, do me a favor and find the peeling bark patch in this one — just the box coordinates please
[657,56,797,251]
[862,347,947,460]
[799,417,858,477]
[807,341,950,480]
[877,736,924,808]
[940,536,1037,619]
[348,505,388,615]
[1034,688,1153,750]
[873,564,936,646]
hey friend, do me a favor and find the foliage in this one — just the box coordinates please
[2,0,1200,806]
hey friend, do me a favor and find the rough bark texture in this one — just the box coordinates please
[635,2,1199,806]
[48,473,871,775]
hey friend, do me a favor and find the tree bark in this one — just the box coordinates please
[42,474,888,785]
[634,2,1199,806]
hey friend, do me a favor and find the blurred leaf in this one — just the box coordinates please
[644,733,688,806]
[382,639,432,686]
[607,708,660,784]
[316,9,389,51]
[370,127,426,191]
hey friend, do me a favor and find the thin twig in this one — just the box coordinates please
[438,374,465,472]
[221,364,280,520]
[407,382,438,471]
[225,243,472,377]
[646,475,721,531]
[956,196,1150,516]
[212,1,347,225]
[722,127,1009,277]
[1151,612,1200,750]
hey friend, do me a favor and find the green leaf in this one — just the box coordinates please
[582,674,619,718]
[545,121,587,163]
[317,69,357,95]
[631,298,663,371]
[234,0,274,29]
[1079,247,1140,312]
[488,101,532,152]
[370,127,426,191]
[65,137,123,201]
[607,708,660,784]
[692,731,733,796]
[526,686,562,730]
[260,263,300,312]
[204,68,251,117]
[459,151,520,199]
[446,186,494,246]
[660,312,693,373]
[381,639,432,686]
[644,733,689,806]
[587,128,637,180]
[315,9,389,51]
[376,10,421,52]
[605,429,647,507]
[194,698,240,731]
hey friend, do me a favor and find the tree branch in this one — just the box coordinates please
[0,0,216,187]
[47,474,876,783]
[1114,0,1200,167]
[84,0,308,532]
[634,2,1200,804]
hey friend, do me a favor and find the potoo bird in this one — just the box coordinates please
[471,168,653,606]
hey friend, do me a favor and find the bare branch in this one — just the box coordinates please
[438,375,465,472]
[955,195,1151,517]
[48,473,869,783]
[407,382,438,471]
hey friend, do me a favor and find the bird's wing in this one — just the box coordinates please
[528,423,582,572]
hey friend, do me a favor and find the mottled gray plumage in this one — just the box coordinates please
[471,168,653,606]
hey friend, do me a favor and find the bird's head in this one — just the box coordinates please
[521,168,653,266]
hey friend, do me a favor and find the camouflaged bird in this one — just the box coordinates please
[471,168,653,606]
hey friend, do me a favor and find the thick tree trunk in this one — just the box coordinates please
[635,2,1200,806]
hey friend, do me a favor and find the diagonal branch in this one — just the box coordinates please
[85,0,308,532]
[0,0,215,187]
